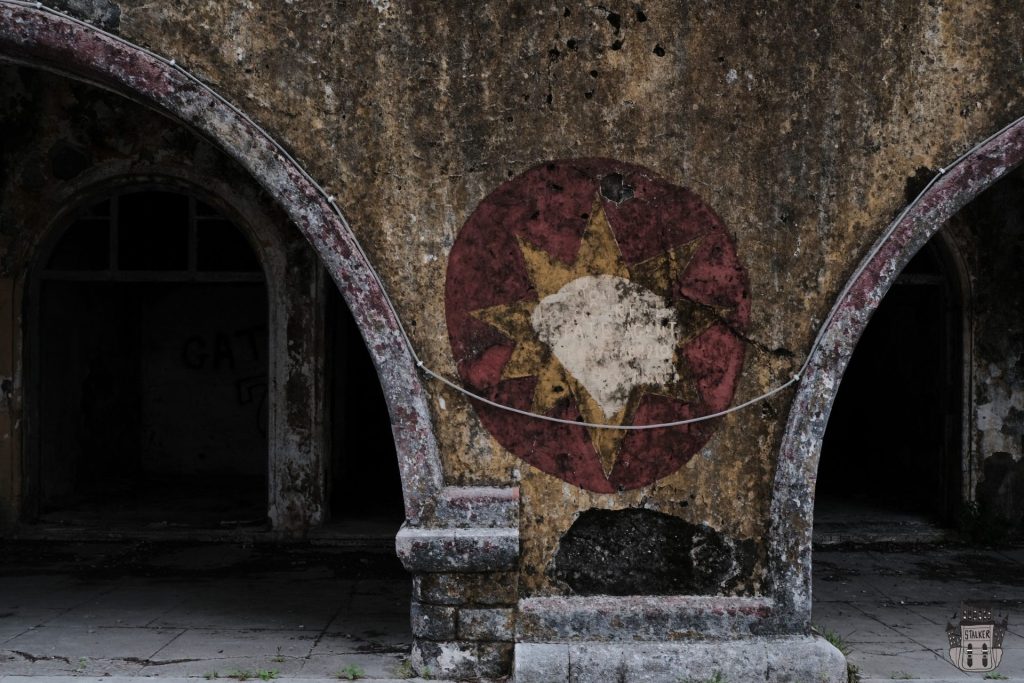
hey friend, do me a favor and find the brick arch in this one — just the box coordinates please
[768,116,1024,630]
[0,1,443,524]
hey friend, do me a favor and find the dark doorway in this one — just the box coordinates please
[29,190,269,528]
[816,237,963,529]
[325,281,404,534]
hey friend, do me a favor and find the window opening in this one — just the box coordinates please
[43,193,262,280]
[32,190,268,528]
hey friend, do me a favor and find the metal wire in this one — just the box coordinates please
[3,0,1014,430]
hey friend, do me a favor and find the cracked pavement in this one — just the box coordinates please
[814,545,1024,682]
[0,540,429,682]
[1,540,1023,681]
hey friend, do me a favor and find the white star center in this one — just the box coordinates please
[530,274,679,418]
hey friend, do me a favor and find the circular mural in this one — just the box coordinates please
[445,159,750,493]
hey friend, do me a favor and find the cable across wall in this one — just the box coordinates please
[4,0,1012,430]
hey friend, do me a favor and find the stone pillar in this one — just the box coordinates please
[396,487,519,681]
[410,571,517,680]
[268,243,325,532]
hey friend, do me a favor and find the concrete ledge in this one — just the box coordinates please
[395,525,519,572]
[514,636,847,683]
[517,595,774,641]
[435,486,519,528]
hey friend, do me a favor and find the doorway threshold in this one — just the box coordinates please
[814,499,953,547]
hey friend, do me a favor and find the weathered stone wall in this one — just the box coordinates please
[10,0,1024,593]
[948,168,1024,533]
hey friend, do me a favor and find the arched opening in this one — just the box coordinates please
[325,282,405,535]
[0,8,506,677]
[809,185,1024,677]
[0,4,444,533]
[769,117,1024,634]
[0,58,419,677]
[815,235,964,538]
[28,189,270,528]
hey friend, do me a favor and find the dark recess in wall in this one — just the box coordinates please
[326,281,404,525]
[550,507,757,595]
[817,239,961,525]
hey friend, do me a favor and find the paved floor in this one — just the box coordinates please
[0,540,427,682]
[0,539,1022,681]
[814,498,953,546]
[814,545,1024,682]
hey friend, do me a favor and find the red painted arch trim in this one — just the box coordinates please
[0,2,444,524]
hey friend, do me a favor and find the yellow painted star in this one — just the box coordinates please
[471,195,732,476]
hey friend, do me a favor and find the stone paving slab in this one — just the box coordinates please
[814,545,1024,681]
[139,656,308,678]
[298,651,409,679]
[4,625,182,664]
[851,643,968,679]
[308,633,394,657]
[0,541,417,681]
[149,589,343,632]
[2,540,1024,681]
[0,579,111,612]
[152,629,318,661]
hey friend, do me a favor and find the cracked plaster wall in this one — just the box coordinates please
[14,0,1024,591]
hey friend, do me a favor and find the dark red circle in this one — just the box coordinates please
[445,159,750,492]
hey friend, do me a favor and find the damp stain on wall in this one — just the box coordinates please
[549,507,758,596]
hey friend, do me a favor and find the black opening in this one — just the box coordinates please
[816,238,962,526]
[117,192,190,270]
[32,191,268,528]
[325,279,404,531]
[46,217,109,270]
[198,220,262,272]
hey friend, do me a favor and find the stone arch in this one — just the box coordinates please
[768,115,1024,630]
[0,2,443,524]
